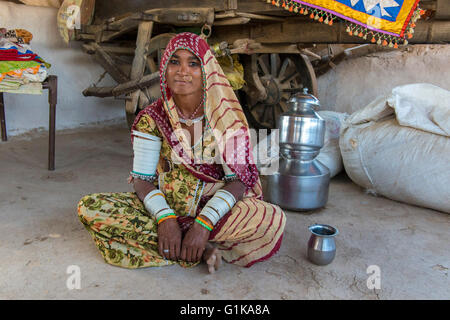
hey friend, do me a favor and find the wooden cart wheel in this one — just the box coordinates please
[126,33,176,129]
[241,53,318,129]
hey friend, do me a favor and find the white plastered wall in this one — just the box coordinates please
[0,1,125,137]
[317,45,450,114]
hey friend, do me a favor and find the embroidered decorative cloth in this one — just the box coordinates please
[266,0,423,47]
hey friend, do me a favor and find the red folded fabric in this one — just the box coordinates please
[0,49,38,61]
[0,55,38,61]
[0,49,18,55]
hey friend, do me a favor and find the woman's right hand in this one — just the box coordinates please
[132,178,181,260]
[158,218,182,261]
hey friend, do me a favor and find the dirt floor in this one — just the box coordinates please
[0,124,449,300]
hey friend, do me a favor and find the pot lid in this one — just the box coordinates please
[288,87,320,107]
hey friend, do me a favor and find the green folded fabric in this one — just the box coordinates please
[0,60,40,74]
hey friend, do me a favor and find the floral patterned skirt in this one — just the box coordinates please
[77,192,286,269]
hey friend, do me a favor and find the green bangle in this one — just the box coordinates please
[195,218,213,231]
[156,212,175,223]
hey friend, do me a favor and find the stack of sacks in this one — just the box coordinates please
[0,28,50,93]
[339,83,450,213]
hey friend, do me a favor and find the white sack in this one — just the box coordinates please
[340,83,450,213]
[316,111,348,178]
[388,83,450,136]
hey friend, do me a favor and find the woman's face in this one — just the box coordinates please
[165,49,203,97]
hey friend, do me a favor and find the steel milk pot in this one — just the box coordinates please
[265,88,330,211]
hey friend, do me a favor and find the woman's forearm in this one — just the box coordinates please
[221,180,246,203]
[133,179,157,202]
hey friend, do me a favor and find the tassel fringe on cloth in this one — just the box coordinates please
[265,0,424,47]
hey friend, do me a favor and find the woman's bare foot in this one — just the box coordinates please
[203,243,222,274]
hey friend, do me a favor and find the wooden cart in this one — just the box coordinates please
[76,0,450,129]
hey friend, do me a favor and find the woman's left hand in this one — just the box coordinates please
[180,222,210,262]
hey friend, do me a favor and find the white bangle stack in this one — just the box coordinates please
[199,189,237,226]
[132,130,161,182]
[143,189,174,221]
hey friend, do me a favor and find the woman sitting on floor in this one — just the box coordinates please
[77,32,286,273]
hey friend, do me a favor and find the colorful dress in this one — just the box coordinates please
[77,32,286,269]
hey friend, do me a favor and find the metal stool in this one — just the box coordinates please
[0,75,57,170]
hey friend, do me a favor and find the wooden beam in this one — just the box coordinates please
[83,86,114,98]
[94,0,228,20]
[82,43,97,54]
[139,8,214,26]
[125,21,154,114]
[215,11,237,19]
[215,10,285,22]
[83,8,211,42]
[99,45,136,56]
[211,19,450,45]
[76,33,96,41]
[214,17,251,26]
[92,43,129,83]
[412,20,450,43]
[419,0,437,10]
[436,0,450,19]
[83,72,159,98]
[236,0,285,13]
[100,15,140,42]
[228,0,238,10]
[146,57,158,73]
[229,41,304,54]
[237,12,285,22]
